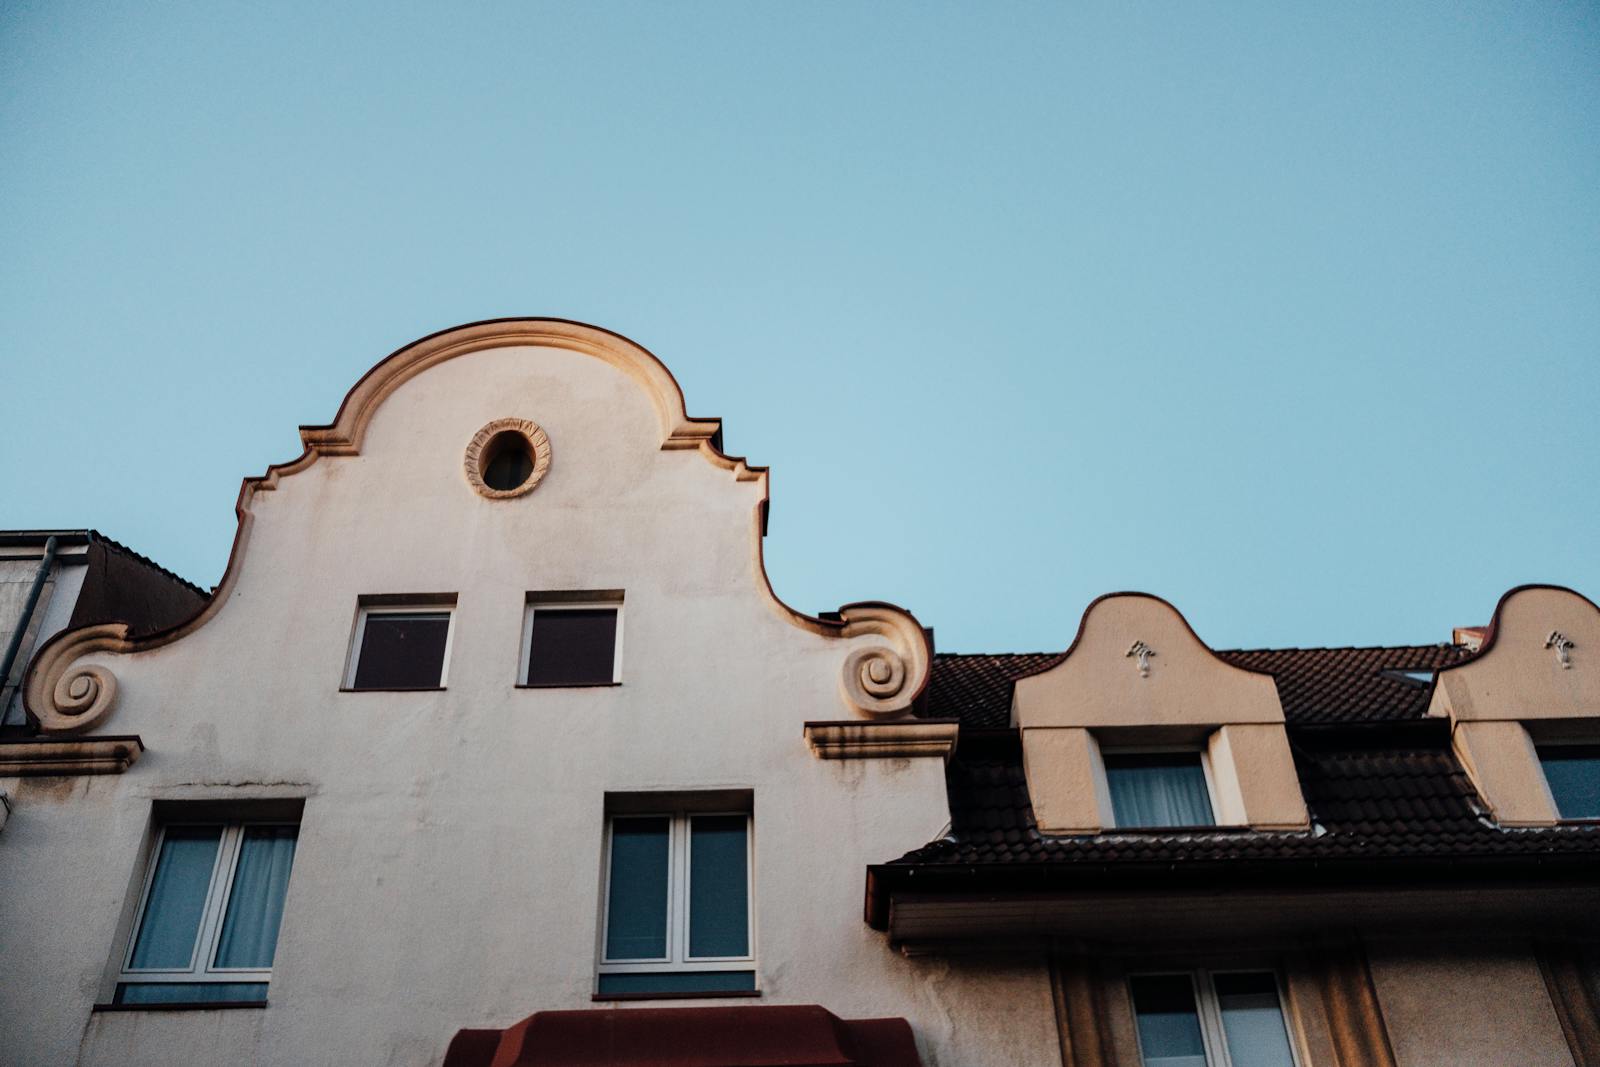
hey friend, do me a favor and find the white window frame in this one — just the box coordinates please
[1100,743,1222,830]
[520,600,624,686]
[118,821,297,994]
[1129,967,1302,1067]
[597,811,755,983]
[343,603,457,690]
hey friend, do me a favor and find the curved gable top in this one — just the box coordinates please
[293,318,740,475]
[1013,592,1283,729]
[1430,584,1600,723]
[25,318,930,734]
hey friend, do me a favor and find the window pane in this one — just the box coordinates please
[689,815,749,958]
[129,826,223,970]
[605,817,670,960]
[1131,974,1208,1067]
[115,982,268,1005]
[526,608,618,686]
[214,826,299,969]
[1216,973,1296,1067]
[1107,754,1215,828]
[352,612,450,689]
[596,970,756,995]
[1539,746,1600,820]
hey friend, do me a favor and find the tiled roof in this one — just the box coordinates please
[921,644,1475,728]
[1216,645,1473,724]
[891,734,1600,868]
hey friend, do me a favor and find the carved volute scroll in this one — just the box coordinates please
[24,623,131,734]
[836,604,932,719]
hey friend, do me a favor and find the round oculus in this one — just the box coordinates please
[465,418,551,499]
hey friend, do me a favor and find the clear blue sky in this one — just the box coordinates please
[3,3,1596,652]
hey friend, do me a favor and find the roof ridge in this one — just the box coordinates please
[1218,643,1466,655]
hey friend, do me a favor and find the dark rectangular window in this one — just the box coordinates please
[1105,752,1215,828]
[1131,971,1295,1067]
[1539,745,1600,820]
[524,607,618,686]
[350,611,451,690]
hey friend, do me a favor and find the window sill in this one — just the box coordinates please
[592,989,761,1003]
[92,1001,268,1013]
[338,686,447,693]
[516,682,622,689]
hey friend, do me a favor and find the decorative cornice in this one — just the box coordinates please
[836,603,933,719]
[803,720,959,761]
[0,735,144,776]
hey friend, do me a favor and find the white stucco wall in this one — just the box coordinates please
[1,552,87,724]
[0,340,1060,1066]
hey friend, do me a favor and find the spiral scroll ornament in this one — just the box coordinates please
[841,646,910,717]
[834,604,931,720]
[24,622,129,734]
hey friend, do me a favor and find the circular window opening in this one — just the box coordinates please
[480,430,535,491]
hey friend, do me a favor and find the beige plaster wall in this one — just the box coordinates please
[1015,595,1306,833]
[1367,939,1575,1067]
[1431,587,1600,724]
[1430,587,1600,825]
[0,342,1060,1067]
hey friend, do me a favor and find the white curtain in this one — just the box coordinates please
[214,827,298,969]
[1108,759,1214,828]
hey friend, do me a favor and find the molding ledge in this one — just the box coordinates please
[0,735,144,777]
[804,720,959,761]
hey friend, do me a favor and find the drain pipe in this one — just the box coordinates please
[0,534,60,726]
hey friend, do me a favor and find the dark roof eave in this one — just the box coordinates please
[864,850,1600,930]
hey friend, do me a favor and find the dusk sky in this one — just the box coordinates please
[3,2,1596,652]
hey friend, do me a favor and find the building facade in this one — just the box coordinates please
[1,319,1596,1067]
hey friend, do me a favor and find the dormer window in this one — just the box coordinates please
[1104,750,1216,829]
[1537,744,1600,820]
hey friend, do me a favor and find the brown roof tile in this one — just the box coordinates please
[922,644,1475,729]
[890,733,1600,869]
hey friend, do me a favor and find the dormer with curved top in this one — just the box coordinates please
[1429,585,1600,825]
[1013,593,1308,835]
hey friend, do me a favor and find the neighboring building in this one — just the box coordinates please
[0,319,1596,1067]
[1,530,207,733]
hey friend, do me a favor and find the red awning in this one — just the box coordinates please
[442,1004,925,1067]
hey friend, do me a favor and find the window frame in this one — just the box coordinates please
[117,820,298,996]
[519,599,624,687]
[1128,966,1301,1067]
[597,810,756,983]
[1100,743,1222,830]
[1535,739,1600,822]
[342,602,457,691]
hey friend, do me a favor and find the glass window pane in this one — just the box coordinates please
[526,608,618,686]
[115,982,268,1005]
[1107,754,1215,828]
[605,817,670,960]
[689,815,749,958]
[1131,974,1209,1067]
[214,826,299,969]
[596,970,756,995]
[352,612,450,689]
[129,826,223,970]
[1216,973,1296,1067]
[1539,746,1600,820]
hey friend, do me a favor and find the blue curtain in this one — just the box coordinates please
[214,826,298,969]
[688,815,749,958]
[129,827,223,969]
[605,818,671,960]
[1216,973,1296,1067]
[1107,755,1214,828]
